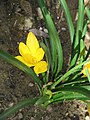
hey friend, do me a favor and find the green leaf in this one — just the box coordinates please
[79,22,87,62]
[38,0,63,77]
[35,95,49,105]
[62,77,88,86]
[53,85,90,99]
[59,0,74,43]
[51,60,90,88]
[52,91,88,103]
[83,85,90,90]
[70,0,84,68]
[0,98,38,120]
[0,50,42,91]
[85,7,90,21]
[45,89,89,105]
[40,41,51,83]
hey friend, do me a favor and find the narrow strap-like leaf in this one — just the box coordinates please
[51,60,90,88]
[0,50,42,91]
[40,41,51,83]
[79,22,87,62]
[52,91,88,103]
[60,0,74,43]
[0,98,38,120]
[38,0,63,76]
[53,85,90,99]
[70,0,84,68]
[85,7,90,21]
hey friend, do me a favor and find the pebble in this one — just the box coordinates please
[18,113,23,119]
[8,102,14,107]
[28,82,34,87]
[84,0,89,6]
[24,17,33,30]
[30,117,35,120]
[44,28,48,33]
[19,17,33,30]
[37,7,43,19]
[85,116,90,120]
[47,106,52,112]
[61,27,66,31]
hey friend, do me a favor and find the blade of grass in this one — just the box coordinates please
[62,77,87,86]
[38,0,63,76]
[80,22,87,54]
[70,0,84,68]
[52,91,88,102]
[82,22,88,38]
[60,0,74,43]
[38,0,56,74]
[35,95,49,105]
[44,91,88,106]
[0,50,42,91]
[82,85,90,90]
[52,85,90,99]
[0,98,38,120]
[51,59,90,88]
[79,22,87,61]
[40,41,51,83]
[85,7,90,21]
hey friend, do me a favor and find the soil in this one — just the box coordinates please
[0,0,90,120]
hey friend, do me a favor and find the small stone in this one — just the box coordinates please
[47,106,52,112]
[44,28,48,33]
[85,116,90,120]
[19,17,33,30]
[57,16,60,19]
[61,27,66,31]
[0,103,1,107]
[84,0,89,6]
[31,117,35,120]
[39,27,43,31]
[24,17,33,30]
[45,116,49,120]
[28,82,34,87]
[66,112,69,116]
[37,7,43,19]
[18,113,23,119]
[8,102,14,107]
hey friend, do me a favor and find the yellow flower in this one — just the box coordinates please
[15,32,48,74]
[82,62,90,76]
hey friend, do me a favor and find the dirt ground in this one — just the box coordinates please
[0,0,90,120]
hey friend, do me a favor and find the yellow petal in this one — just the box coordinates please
[19,42,37,64]
[26,32,39,55]
[15,56,34,67]
[34,61,48,74]
[84,62,90,69]
[35,48,45,62]
[82,62,90,76]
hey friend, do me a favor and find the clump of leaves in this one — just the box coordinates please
[0,0,90,119]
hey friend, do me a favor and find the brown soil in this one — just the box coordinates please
[0,0,90,120]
